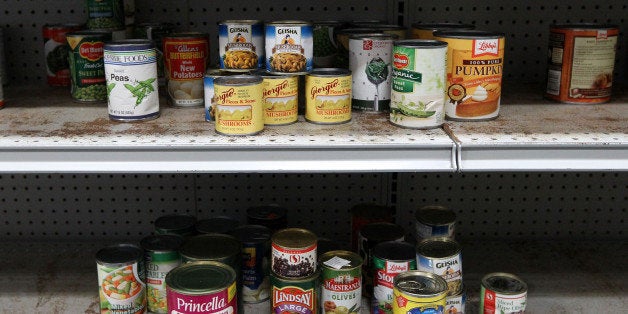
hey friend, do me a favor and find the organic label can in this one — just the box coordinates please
[410,23,475,40]
[43,24,83,86]
[414,205,456,242]
[313,21,343,68]
[67,30,112,102]
[271,270,320,314]
[229,225,272,304]
[134,22,175,87]
[390,40,447,129]
[140,234,184,313]
[305,68,352,124]
[166,261,238,314]
[371,241,417,314]
[96,244,147,314]
[163,33,209,107]
[545,24,619,104]
[446,286,466,314]
[247,205,288,233]
[256,71,299,125]
[349,34,395,112]
[219,20,264,71]
[154,213,197,236]
[265,21,313,74]
[416,237,463,295]
[214,75,264,136]
[203,69,238,121]
[392,271,448,314]
[480,273,527,314]
[86,0,125,30]
[434,30,505,121]
[271,228,318,278]
[319,250,363,314]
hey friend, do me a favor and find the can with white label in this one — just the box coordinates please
[416,237,463,296]
[319,250,363,314]
[480,273,527,314]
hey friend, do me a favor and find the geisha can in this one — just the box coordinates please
[265,21,313,74]
[349,34,395,112]
[219,20,264,71]
[163,33,209,107]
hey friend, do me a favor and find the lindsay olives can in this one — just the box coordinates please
[67,30,112,102]
[416,237,463,296]
[154,213,197,236]
[410,23,475,40]
[229,225,272,304]
[319,251,363,314]
[265,21,313,74]
[371,241,417,314]
[349,34,395,112]
[390,40,447,129]
[271,270,320,314]
[219,20,264,71]
[480,273,527,314]
[96,244,147,314]
[415,205,456,242]
[163,33,209,107]
[203,69,238,121]
[140,234,184,313]
[271,228,318,278]
[43,23,83,86]
[392,271,448,314]
[166,261,238,314]
[305,68,352,124]
[256,71,299,125]
[214,75,264,136]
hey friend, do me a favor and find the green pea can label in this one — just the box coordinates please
[86,0,125,30]
[320,251,363,314]
[96,244,147,314]
[67,30,112,102]
[141,235,184,313]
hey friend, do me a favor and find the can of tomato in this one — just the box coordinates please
[140,234,184,313]
[319,250,363,314]
[154,213,197,237]
[271,228,318,278]
[43,23,83,86]
[416,237,463,296]
[96,244,147,314]
[410,23,475,40]
[163,32,209,107]
[219,20,264,71]
[271,270,320,314]
[254,70,299,125]
[214,75,265,136]
[265,20,313,74]
[305,68,352,124]
[66,30,112,102]
[392,271,448,314]
[371,241,417,313]
[480,273,527,314]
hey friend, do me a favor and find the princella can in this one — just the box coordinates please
[390,40,447,129]
[410,23,475,40]
[228,225,272,304]
[96,244,147,314]
[104,39,160,121]
[392,271,448,314]
[349,33,395,112]
[415,205,456,242]
[163,32,209,107]
[435,30,505,121]
[140,234,184,313]
[219,20,264,71]
[545,24,619,104]
[319,250,363,314]
[371,241,417,314]
[305,68,352,124]
[416,237,463,296]
[271,228,318,278]
[256,71,299,125]
[67,30,112,102]
[480,273,527,314]
[214,75,264,136]
[265,20,313,74]
[271,270,320,314]
[43,24,83,86]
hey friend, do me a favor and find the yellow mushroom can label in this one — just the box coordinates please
[259,73,299,125]
[305,68,352,124]
[214,75,264,136]
[219,20,264,71]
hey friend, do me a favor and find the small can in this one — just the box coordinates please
[140,234,184,313]
[545,24,619,104]
[229,225,272,304]
[43,23,83,86]
[271,270,320,314]
[349,34,395,112]
[96,244,147,314]
[133,22,175,87]
[416,237,463,295]
[390,40,447,129]
[214,75,264,136]
[392,271,448,314]
[350,203,395,251]
[319,250,363,314]
[166,261,238,314]
[305,68,352,124]
[66,30,112,102]
[154,213,197,236]
[480,273,528,314]
[163,32,209,107]
[255,71,299,125]
[313,21,343,68]
[195,216,241,235]
[415,205,456,242]
[247,205,288,233]
[265,20,313,74]
[219,20,264,71]
[371,241,417,313]
[271,228,318,278]
[357,222,405,272]
[434,30,505,121]
[203,69,238,121]
[410,23,475,40]
[86,0,125,30]
[446,285,466,314]
[179,234,242,267]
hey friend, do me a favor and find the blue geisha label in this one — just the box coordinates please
[265,22,313,74]
[219,21,264,71]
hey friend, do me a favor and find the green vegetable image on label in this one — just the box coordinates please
[349,36,394,112]
[124,78,156,107]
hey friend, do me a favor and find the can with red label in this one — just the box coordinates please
[480,273,527,314]
[371,241,417,314]
[163,32,209,107]
[271,228,318,278]
[319,250,363,314]
[43,24,83,86]
[271,270,320,314]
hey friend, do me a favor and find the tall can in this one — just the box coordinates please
[271,270,320,314]
[134,22,175,87]
[435,30,505,121]
[43,24,83,86]
[392,271,448,314]
[140,234,184,313]
[305,68,352,124]
[255,71,299,126]
[410,23,475,40]
[319,250,363,314]
[86,0,125,30]
[265,21,313,74]
[349,34,395,112]
[67,30,112,102]
[229,225,272,304]
[480,273,527,314]
[219,20,264,71]
[371,241,417,314]
[414,205,456,242]
[271,228,318,278]
[163,32,209,107]
[390,40,447,129]
[416,237,463,296]
[96,244,147,314]
[214,75,264,136]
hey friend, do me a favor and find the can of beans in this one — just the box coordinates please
[350,203,395,251]
[247,205,288,233]
[446,285,466,314]
[86,0,125,30]
[203,69,238,121]
[271,228,318,278]
[416,237,463,295]
[390,39,447,129]
[434,30,505,121]
[214,75,264,136]
[229,225,272,304]
[392,271,448,314]
[140,234,184,313]
[415,205,456,242]
[319,250,363,314]
[154,213,197,236]
[305,68,352,124]
[166,261,238,314]
[67,30,112,102]
[195,216,241,235]
[371,241,417,313]
[134,22,175,88]
[265,21,313,74]
[313,21,343,68]
[271,270,320,314]
[96,244,147,314]
[219,20,264,72]
[254,71,299,125]
[480,273,528,314]
[163,32,209,107]
[545,24,619,104]
[410,23,475,40]
[43,23,83,86]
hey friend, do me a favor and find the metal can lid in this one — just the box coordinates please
[482,272,528,295]
[154,214,197,236]
[271,228,317,249]
[67,30,112,39]
[394,271,449,298]
[372,241,416,261]
[394,39,448,49]
[247,205,288,221]
[271,268,321,283]
[96,243,143,266]
[319,250,363,270]
[416,237,462,258]
[228,224,272,244]
[415,205,456,226]
[411,23,475,31]
[267,20,312,27]
[220,19,262,25]
[205,68,236,78]
[140,234,185,252]
[308,68,351,77]
[214,74,263,86]
[433,29,505,39]
[104,39,155,50]
[166,261,236,295]
[550,23,619,31]
[349,33,398,40]
[163,32,209,40]
[359,222,405,242]
[195,216,241,235]
[180,234,242,261]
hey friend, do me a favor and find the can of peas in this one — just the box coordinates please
[67,30,112,103]
[86,0,125,30]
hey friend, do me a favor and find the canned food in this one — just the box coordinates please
[133,22,175,87]
[335,28,383,68]
[255,71,299,125]
[195,216,241,234]
[305,68,352,124]
[415,205,456,241]
[203,69,238,121]
[66,30,112,102]
[313,21,343,67]
[545,24,619,104]
[0,28,6,86]
[390,40,447,129]
[179,234,242,266]
[271,228,318,278]
[219,20,264,71]
[154,213,197,236]
[319,250,363,314]
[86,0,124,30]
[410,23,475,40]
[392,271,448,314]
[246,205,288,233]
[480,273,527,314]
[446,285,466,314]
[96,244,147,314]
[214,75,264,136]
[163,32,209,107]
[371,241,417,314]
[229,225,272,303]
[166,261,238,314]
[140,234,184,313]
[357,222,405,271]
[416,237,463,295]
[43,24,83,86]
[352,24,407,40]
[350,203,395,251]
[271,270,320,314]
[265,21,313,74]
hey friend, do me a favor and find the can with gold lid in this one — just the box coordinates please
[214,74,264,136]
[271,228,318,278]
[392,271,448,314]
[305,68,352,124]
[410,23,475,39]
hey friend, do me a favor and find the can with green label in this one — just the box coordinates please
[271,270,320,314]
[319,250,363,314]
[67,30,112,102]
[140,234,184,313]
[86,0,125,30]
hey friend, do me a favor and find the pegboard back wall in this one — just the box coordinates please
[1,0,627,84]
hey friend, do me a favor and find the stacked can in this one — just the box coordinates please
[66,30,112,102]
[43,24,83,87]
[219,20,265,72]
[414,205,456,242]
[319,250,363,314]
[265,21,313,74]
[85,0,126,40]
[371,241,417,314]
[416,237,463,297]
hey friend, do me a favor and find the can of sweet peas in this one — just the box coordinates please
[67,30,112,102]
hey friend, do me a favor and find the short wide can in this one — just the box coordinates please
[305,68,352,124]
[392,271,448,314]
[214,75,264,136]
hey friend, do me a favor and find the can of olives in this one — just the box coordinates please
[214,75,265,136]
[271,228,318,278]
[96,244,147,314]
[480,273,527,314]
[43,23,83,87]
[271,270,320,314]
[67,30,112,103]
[265,21,313,74]
[86,0,125,30]
[140,234,184,313]
[415,205,456,242]
[305,68,352,124]
[416,237,463,296]
[154,213,197,236]
[163,32,209,107]
[319,250,363,314]
[219,20,264,71]
[392,271,448,314]
[229,225,272,304]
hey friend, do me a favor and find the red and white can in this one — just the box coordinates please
[163,32,209,107]
[43,23,83,86]
[480,272,527,314]
[271,228,318,278]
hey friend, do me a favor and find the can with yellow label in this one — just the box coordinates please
[392,271,448,314]
[214,75,264,136]
[305,68,352,124]
[254,71,299,126]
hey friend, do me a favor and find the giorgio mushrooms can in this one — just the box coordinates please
[219,20,264,71]
[265,21,313,74]
[163,32,209,107]
[254,70,299,125]
[214,75,264,136]
[480,272,527,314]
[305,68,352,124]
[349,33,395,112]
[203,69,238,121]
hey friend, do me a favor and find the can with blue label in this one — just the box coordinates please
[265,21,313,75]
[414,205,456,242]
[229,225,272,304]
[416,237,463,296]
[219,20,264,71]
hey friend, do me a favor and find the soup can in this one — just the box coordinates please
[219,20,264,71]
[434,30,505,121]
[214,75,264,136]
[416,237,463,295]
[133,22,175,87]
[140,234,184,313]
[319,250,363,314]
[154,213,197,236]
[390,39,447,129]
[66,30,112,102]
[480,273,527,314]
[86,0,124,30]
[446,285,466,314]
[350,203,395,251]
[163,32,209,107]
[305,68,352,124]
[96,244,147,314]
[313,21,343,68]
[392,271,448,314]
[229,225,272,304]
[43,23,83,86]
[415,205,456,242]
[410,23,475,40]
[246,205,288,233]
[253,70,299,125]
[371,241,417,313]
[271,228,318,278]
[545,24,619,104]
[195,216,241,235]
[265,20,313,74]
[271,270,320,314]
